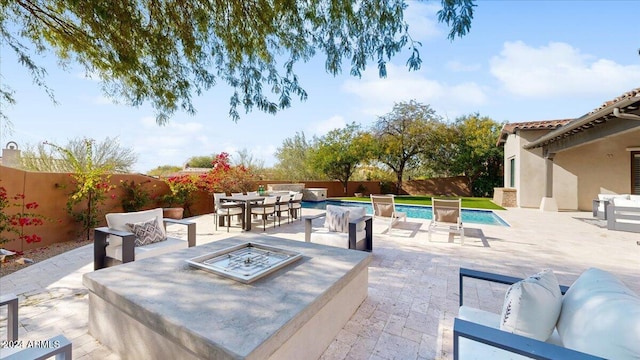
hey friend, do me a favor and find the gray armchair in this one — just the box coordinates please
[94,208,196,270]
[304,205,372,252]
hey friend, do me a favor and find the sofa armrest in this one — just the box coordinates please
[163,218,196,247]
[1,293,18,342]
[349,215,372,252]
[453,318,604,360]
[459,268,569,306]
[94,227,136,270]
[304,213,327,242]
[2,334,72,360]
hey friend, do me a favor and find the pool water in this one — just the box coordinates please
[302,200,509,226]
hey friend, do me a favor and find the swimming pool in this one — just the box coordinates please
[302,200,509,226]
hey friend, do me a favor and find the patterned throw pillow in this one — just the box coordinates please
[500,269,562,341]
[324,205,350,233]
[126,218,167,247]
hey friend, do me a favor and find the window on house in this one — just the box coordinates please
[633,152,640,195]
[509,157,515,188]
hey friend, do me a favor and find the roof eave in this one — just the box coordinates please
[522,97,639,150]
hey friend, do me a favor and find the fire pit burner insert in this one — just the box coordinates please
[187,242,302,283]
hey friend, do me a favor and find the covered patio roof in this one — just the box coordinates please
[523,88,640,153]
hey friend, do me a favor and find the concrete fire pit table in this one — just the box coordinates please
[83,235,371,360]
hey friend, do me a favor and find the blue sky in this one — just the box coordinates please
[1,1,639,173]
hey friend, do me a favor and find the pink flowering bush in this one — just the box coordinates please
[196,153,257,194]
[0,185,47,245]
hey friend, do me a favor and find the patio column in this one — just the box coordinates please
[539,150,558,212]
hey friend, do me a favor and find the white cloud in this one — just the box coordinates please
[341,63,488,118]
[308,115,346,136]
[91,95,115,105]
[490,41,640,97]
[404,1,442,41]
[130,117,210,170]
[446,60,481,72]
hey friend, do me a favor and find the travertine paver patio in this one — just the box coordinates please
[1,207,639,359]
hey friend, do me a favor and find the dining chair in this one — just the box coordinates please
[251,196,277,231]
[214,193,244,232]
[275,193,292,225]
[289,192,304,221]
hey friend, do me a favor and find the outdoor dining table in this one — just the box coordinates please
[219,195,265,231]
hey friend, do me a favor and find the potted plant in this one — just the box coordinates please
[161,175,198,219]
[354,184,368,197]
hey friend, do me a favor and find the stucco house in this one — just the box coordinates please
[497,88,640,211]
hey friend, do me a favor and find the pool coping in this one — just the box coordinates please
[303,199,511,227]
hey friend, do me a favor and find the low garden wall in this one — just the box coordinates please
[0,166,473,251]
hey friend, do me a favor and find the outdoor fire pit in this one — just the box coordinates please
[187,242,303,283]
[83,235,371,360]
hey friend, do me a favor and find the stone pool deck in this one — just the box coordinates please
[1,207,639,359]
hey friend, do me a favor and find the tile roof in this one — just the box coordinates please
[525,88,640,150]
[589,87,640,114]
[497,87,640,147]
[497,119,572,145]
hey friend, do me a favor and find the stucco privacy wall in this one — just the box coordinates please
[0,167,173,251]
[1,166,472,251]
[554,128,640,210]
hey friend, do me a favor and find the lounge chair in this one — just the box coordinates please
[370,194,407,232]
[428,197,464,244]
[304,205,373,252]
[94,208,196,270]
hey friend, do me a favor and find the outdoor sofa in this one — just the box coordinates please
[592,193,639,220]
[304,205,373,252]
[454,267,640,359]
[94,208,196,270]
[605,195,640,233]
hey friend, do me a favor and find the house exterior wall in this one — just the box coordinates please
[504,127,640,211]
[503,129,551,208]
[554,128,640,210]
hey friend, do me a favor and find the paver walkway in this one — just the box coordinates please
[1,207,639,359]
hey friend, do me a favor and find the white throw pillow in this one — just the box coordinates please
[499,269,562,341]
[324,205,350,233]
